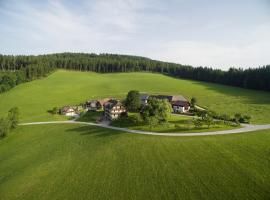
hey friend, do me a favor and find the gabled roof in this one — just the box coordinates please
[171,95,188,102]
[61,106,75,112]
[104,99,123,109]
[98,98,110,106]
[85,98,110,107]
[171,100,190,107]
[154,95,188,102]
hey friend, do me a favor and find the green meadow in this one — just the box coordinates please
[1,124,270,200]
[0,70,270,123]
[1,70,270,200]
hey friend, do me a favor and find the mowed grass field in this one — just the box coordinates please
[1,70,270,200]
[1,124,270,200]
[0,70,270,123]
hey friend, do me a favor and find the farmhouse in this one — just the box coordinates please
[149,94,191,113]
[157,95,191,113]
[85,100,102,111]
[99,98,110,108]
[84,98,110,111]
[60,106,77,116]
[104,99,126,120]
[171,100,190,113]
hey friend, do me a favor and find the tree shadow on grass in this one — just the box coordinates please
[190,81,270,105]
[65,125,123,138]
[163,74,270,105]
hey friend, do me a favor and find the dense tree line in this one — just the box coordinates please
[0,62,55,93]
[0,53,269,93]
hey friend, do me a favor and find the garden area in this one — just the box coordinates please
[110,90,243,133]
[111,113,240,133]
[75,90,244,133]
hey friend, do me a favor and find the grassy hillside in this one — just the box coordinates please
[1,70,270,200]
[0,70,270,123]
[0,124,270,200]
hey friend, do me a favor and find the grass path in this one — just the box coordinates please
[19,120,270,136]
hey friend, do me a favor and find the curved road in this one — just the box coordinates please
[19,120,270,137]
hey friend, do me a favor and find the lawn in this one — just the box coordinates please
[0,124,270,200]
[77,110,103,122]
[111,113,240,133]
[0,70,270,124]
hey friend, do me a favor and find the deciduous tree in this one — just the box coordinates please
[8,107,19,129]
[125,90,141,112]
[141,98,172,126]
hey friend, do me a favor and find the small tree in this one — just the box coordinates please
[242,115,251,123]
[220,114,230,122]
[204,116,214,128]
[8,107,19,129]
[234,113,242,124]
[52,107,59,114]
[141,98,172,125]
[191,97,197,108]
[125,90,141,112]
[193,118,203,128]
[0,118,11,138]
[196,110,208,120]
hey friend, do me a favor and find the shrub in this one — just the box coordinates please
[220,114,230,121]
[147,116,159,130]
[0,107,20,138]
[190,97,197,108]
[8,107,19,129]
[193,118,203,128]
[203,116,214,128]
[195,110,208,120]
[0,118,11,138]
[208,110,218,118]
[234,113,242,124]
[129,114,142,125]
[240,115,251,124]
[52,107,59,114]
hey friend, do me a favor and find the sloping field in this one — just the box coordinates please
[0,70,270,123]
[0,124,270,200]
[1,70,270,200]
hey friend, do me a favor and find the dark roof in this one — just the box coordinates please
[104,99,123,109]
[154,95,188,102]
[171,100,190,107]
[85,98,110,107]
[61,106,75,112]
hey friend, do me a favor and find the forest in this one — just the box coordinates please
[0,53,269,93]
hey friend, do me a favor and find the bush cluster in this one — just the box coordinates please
[194,109,251,124]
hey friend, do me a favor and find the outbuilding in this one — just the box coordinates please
[60,106,77,116]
